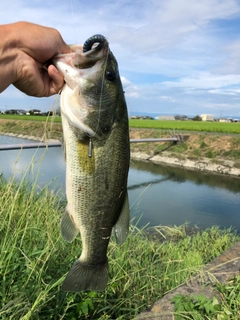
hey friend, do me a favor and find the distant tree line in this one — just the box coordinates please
[2,108,60,116]
[192,115,202,121]
[174,114,202,121]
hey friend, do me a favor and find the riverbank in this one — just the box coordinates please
[131,151,240,177]
[1,118,240,178]
[130,128,240,178]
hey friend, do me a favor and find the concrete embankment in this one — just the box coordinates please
[131,152,240,178]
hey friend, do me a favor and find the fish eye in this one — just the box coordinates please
[105,70,116,82]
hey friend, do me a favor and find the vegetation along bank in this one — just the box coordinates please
[0,117,240,178]
[0,176,240,319]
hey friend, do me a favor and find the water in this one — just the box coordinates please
[1,134,240,231]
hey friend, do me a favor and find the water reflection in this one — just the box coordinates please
[0,135,66,190]
[129,159,240,231]
[130,159,240,194]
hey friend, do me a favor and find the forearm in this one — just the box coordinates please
[0,23,18,93]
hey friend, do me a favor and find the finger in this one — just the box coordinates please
[48,65,65,95]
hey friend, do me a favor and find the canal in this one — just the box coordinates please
[1,134,240,231]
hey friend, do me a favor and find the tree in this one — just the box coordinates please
[192,115,202,121]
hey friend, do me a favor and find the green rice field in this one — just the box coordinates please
[0,115,240,134]
[0,114,62,123]
[129,119,240,134]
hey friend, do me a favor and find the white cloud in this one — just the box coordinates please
[162,73,240,90]
[160,96,176,103]
[121,77,140,98]
[1,0,240,116]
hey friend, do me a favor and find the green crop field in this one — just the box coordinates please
[0,114,62,122]
[129,119,240,134]
[1,115,240,133]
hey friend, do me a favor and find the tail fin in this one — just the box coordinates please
[62,260,108,292]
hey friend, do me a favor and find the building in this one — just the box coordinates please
[200,114,214,121]
[219,118,230,123]
[5,109,27,115]
[28,109,41,115]
[157,116,175,120]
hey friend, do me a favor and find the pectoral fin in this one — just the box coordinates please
[61,208,79,243]
[113,193,130,244]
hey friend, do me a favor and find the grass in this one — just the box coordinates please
[129,119,240,134]
[172,275,240,319]
[0,174,239,319]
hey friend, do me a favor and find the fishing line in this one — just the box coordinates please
[70,0,77,44]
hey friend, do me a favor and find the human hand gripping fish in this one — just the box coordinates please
[53,35,130,292]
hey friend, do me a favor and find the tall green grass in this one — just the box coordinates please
[0,175,239,319]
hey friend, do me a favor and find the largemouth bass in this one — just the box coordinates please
[53,35,130,292]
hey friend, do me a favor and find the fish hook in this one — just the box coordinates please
[88,137,93,158]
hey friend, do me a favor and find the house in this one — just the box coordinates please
[219,118,230,123]
[200,114,214,121]
[157,116,175,120]
[5,109,27,115]
[28,109,41,115]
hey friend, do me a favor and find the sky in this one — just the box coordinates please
[1,0,240,117]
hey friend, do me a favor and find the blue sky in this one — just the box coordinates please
[1,0,240,117]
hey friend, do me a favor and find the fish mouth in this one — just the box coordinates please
[52,35,110,137]
[53,35,109,85]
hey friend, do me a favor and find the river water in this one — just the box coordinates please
[1,134,240,231]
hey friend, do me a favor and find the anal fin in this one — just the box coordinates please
[113,192,130,244]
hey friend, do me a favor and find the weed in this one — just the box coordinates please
[171,142,188,153]
[223,150,240,159]
[193,149,201,157]
[172,276,240,319]
[0,177,239,319]
[172,294,221,319]
[205,150,216,159]
[200,141,207,148]
[230,137,240,149]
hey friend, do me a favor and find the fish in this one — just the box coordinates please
[53,34,130,292]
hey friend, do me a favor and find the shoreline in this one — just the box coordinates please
[131,151,240,178]
[1,131,240,178]
[0,131,60,143]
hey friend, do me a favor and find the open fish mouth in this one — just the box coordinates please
[52,34,118,137]
[53,34,110,92]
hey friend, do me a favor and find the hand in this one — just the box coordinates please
[0,22,71,96]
